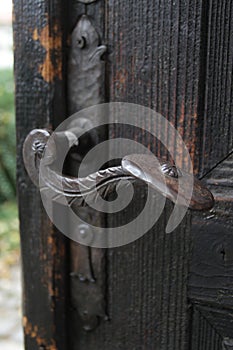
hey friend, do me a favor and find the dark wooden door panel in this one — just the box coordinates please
[189,154,233,349]
[189,217,233,307]
[13,0,68,348]
[198,0,233,176]
[190,306,223,350]
[106,0,205,170]
[14,0,232,349]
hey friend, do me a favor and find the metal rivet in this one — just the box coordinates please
[77,36,86,49]
[161,163,181,178]
[77,224,94,245]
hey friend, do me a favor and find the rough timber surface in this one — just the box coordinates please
[14,0,68,348]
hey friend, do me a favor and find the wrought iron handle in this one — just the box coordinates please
[23,128,214,211]
[22,126,215,332]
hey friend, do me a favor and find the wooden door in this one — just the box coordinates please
[14,0,232,349]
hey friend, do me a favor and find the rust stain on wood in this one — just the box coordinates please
[23,317,57,349]
[33,23,62,83]
[42,264,54,298]
[114,68,127,95]
[184,111,198,174]
[47,235,58,257]
[175,101,199,172]
[40,230,64,300]
[40,232,56,298]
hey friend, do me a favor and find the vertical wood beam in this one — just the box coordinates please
[13,0,68,348]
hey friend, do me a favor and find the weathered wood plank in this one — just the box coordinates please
[13,0,68,348]
[189,215,233,308]
[106,0,206,172]
[189,154,233,308]
[189,154,233,348]
[190,306,222,350]
[199,0,233,176]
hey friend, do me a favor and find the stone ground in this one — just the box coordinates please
[0,264,24,349]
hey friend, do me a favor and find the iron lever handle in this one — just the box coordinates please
[23,128,214,211]
[22,127,215,332]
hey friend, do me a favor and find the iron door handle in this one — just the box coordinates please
[22,126,215,331]
[23,128,214,211]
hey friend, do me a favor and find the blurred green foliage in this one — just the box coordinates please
[0,201,19,260]
[0,69,19,262]
[0,69,16,202]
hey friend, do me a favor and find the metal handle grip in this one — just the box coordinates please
[23,128,214,211]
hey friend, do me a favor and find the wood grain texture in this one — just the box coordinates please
[189,153,233,304]
[199,0,233,176]
[105,0,233,176]
[190,306,222,350]
[106,1,198,348]
[106,0,206,172]
[189,152,233,344]
[13,0,68,348]
[189,151,233,346]
[189,216,233,308]
[205,152,233,200]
